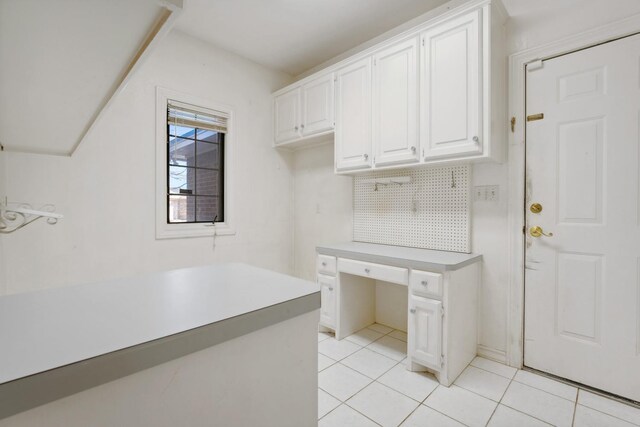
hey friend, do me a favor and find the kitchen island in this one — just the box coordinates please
[0,263,320,427]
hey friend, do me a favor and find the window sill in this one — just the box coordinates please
[155,222,236,240]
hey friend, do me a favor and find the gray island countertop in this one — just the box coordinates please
[0,263,319,419]
[317,242,482,272]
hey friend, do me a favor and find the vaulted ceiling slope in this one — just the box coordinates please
[0,0,178,155]
[175,0,450,76]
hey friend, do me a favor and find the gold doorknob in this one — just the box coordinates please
[530,203,543,213]
[530,226,553,238]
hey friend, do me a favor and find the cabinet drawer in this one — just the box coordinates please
[409,270,443,299]
[338,258,408,285]
[317,255,337,276]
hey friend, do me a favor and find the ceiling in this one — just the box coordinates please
[175,0,450,76]
[4,0,640,155]
[0,0,170,155]
[176,0,640,75]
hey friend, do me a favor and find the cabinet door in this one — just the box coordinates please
[274,88,301,144]
[373,37,419,167]
[421,9,482,160]
[408,295,442,370]
[335,58,373,171]
[318,275,337,328]
[302,73,334,136]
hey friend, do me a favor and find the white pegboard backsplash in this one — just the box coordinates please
[353,165,471,253]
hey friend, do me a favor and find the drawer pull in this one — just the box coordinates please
[421,280,428,286]
[322,262,327,266]
[329,287,334,291]
[410,308,416,314]
[364,268,370,274]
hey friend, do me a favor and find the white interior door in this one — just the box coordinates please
[525,34,640,401]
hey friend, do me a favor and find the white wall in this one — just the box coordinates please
[293,143,353,280]
[506,0,640,53]
[1,30,294,294]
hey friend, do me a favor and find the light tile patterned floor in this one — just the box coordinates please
[317,324,640,427]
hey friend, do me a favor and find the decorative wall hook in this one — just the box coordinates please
[0,202,63,234]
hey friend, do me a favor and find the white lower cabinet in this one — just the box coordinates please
[407,295,443,370]
[318,274,337,328]
[408,295,442,371]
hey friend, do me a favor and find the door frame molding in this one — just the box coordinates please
[506,13,640,368]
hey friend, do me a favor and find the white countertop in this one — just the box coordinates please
[317,242,482,272]
[0,263,319,385]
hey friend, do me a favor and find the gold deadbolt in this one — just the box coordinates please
[530,203,543,213]
[530,226,553,238]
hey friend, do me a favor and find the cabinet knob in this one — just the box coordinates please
[295,126,299,131]
[322,262,327,266]
[421,280,428,286]
[473,136,479,143]
[410,308,416,314]
[329,287,334,291]
[364,268,370,274]
[301,124,305,129]
[363,153,369,160]
[411,146,416,153]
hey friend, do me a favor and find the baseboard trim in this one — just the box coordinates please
[477,345,507,364]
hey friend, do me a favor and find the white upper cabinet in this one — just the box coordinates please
[335,57,373,171]
[273,73,334,147]
[373,37,419,167]
[274,87,301,144]
[301,74,334,136]
[421,9,483,160]
[271,0,506,169]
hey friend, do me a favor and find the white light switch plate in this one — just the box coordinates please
[473,185,499,202]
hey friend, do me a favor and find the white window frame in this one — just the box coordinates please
[155,86,236,239]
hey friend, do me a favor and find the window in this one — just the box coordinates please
[167,101,225,224]
[155,87,235,239]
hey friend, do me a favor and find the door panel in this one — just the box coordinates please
[557,118,604,223]
[408,295,442,370]
[373,37,419,166]
[421,9,482,160]
[302,74,334,136]
[274,88,300,143]
[335,58,372,171]
[318,275,336,328]
[525,34,640,401]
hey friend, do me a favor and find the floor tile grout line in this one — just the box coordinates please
[571,391,578,427]
[470,360,518,380]
[372,372,438,405]
[427,403,473,427]
[497,376,562,426]
[343,356,401,382]
[574,398,640,426]
[448,380,506,406]
[422,397,473,427]
[342,401,384,426]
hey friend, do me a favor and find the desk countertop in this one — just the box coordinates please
[317,242,482,272]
